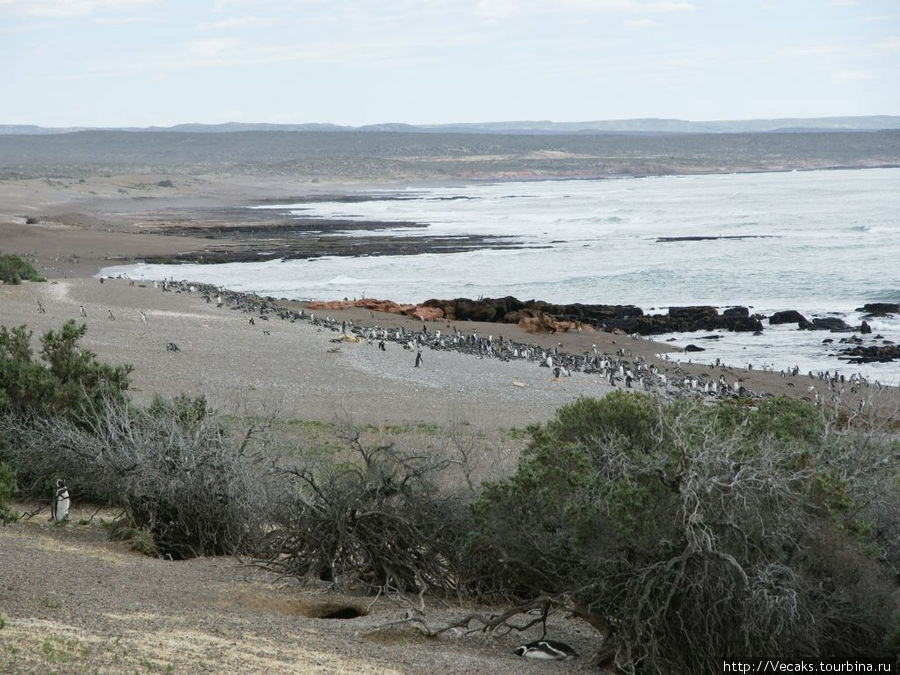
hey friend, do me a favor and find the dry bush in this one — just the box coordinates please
[1,393,271,558]
[258,422,477,594]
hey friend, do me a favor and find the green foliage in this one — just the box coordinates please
[886,613,900,655]
[0,460,18,524]
[812,469,853,516]
[470,393,898,671]
[532,391,658,456]
[0,320,132,419]
[0,253,45,284]
[746,396,825,445]
[148,393,210,429]
[109,521,159,557]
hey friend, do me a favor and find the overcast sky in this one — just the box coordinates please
[2,0,898,127]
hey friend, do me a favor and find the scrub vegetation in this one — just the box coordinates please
[1,321,897,670]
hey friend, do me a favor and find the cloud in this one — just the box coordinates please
[91,15,161,24]
[186,37,244,59]
[558,0,697,11]
[472,0,695,20]
[474,0,522,20]
[829,0,856,5]
[776,44,847,58]
[87,28,487,76]
[874,36,900,50]
[622,17,658,27]
[833,69,874,81]
[198,15,277,30]
[0,0,155,18]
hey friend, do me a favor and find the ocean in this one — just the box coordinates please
[103,167,900,384]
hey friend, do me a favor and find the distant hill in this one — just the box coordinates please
[1,116,898,136]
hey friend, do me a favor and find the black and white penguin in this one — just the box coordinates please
[513,640,578,660]
[414,350,423,368]
[51,479,70,523]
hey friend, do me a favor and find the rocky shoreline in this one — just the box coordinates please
[301,296,900,371]
[107,276,889,407]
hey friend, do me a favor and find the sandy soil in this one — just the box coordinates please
[0,503,599,673]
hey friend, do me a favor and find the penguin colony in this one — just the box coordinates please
[106,276,879,405]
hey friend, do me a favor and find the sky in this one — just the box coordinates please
[1,0,898,127]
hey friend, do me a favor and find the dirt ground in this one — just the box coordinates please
[0,501,601,673]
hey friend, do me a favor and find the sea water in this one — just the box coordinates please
[103,168,900,384]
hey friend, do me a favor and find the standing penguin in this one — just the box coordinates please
[51,479,70,523]
[414,350,423,367]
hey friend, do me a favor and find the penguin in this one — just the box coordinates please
[80,305,87,318]
[513,640,578,660]
[51,479,70,523]
[414,350,423,368]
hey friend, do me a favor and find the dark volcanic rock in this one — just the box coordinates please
[413,297,768,336]
[839,344,900,363]
[602,305,762,335]
[725,315,765,332]
[419,297,642,327]
[668,306,719,322]
[684,344,706,352]
[769,310,809,325]
[855,302,900,317]
[860,320,872,334]
[811,317,853,332]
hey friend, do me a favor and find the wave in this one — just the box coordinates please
[865,289,900,303]
[325,275,366,285]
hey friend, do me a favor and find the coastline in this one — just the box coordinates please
[4,275,897,433]
[2,171,898,424]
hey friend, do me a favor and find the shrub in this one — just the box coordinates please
[0,253,45,284]
[260,425,475,593]
[1,394,269,558]
[0,460,18,524]
[469,394,898,671]
[0,320,132,421]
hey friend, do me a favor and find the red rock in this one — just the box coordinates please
[410,306,444,321]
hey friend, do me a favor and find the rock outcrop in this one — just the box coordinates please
[602,305,763,335]
[769,310,809,326]
[839,344,900,363]
[856,302,900,317]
